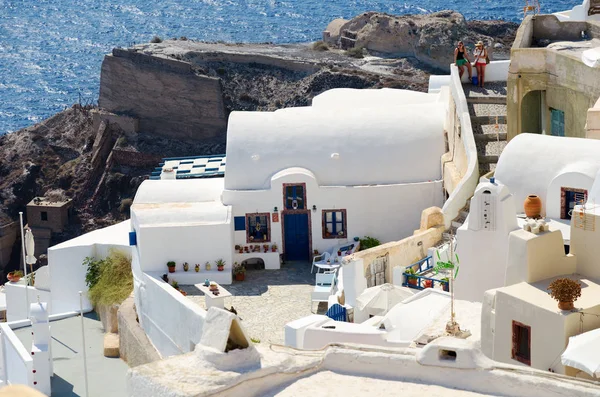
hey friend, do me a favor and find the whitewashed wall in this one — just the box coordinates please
[223,169,443,257]
[459,60,510,83]
[134,220,233,280]
[131,249,207,357]
[0,323,33,388]
[5,285,52,323]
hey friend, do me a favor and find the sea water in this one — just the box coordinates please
[0,0,580,134]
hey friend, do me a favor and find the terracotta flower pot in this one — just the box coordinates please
[524,195,542,218]
[424,279,433,288]
[217,265,224,272]
[235,273,245,281]
[168,266,175,273]
[558,301,574,310]
[408,277,417,286]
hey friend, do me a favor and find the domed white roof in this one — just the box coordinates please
[224,99,445,190]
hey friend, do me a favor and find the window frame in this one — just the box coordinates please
[245,213,271,243]
[322,209,347,239]
[284,183,306,210]
[561,187,588,220]
[511,320,531,366]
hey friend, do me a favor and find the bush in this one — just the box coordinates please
[360,236,381,251]
[345,46,365,59]
[151,35,163,43]
[312,41,329,51]
[87,250,133,307]
[548,278,582,302]
[116,136,127,147]
[83,256,104,289]
[119,198,133,214]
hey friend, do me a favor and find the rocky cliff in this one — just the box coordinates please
[323,10,518,70]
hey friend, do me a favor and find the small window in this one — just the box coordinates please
[561,187,587,220]
[41,211,48,221]
[285,184,305,210]
[512,321,531,366]
[234,216,246,231]
[550,108,565,137]
[246,213,270,243]
[322,209,347,239]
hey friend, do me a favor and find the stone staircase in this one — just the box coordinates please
[464,82,508,176]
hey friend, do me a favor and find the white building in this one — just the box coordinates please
[131,88,447,279]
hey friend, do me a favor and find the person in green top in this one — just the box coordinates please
[454,41,472,81]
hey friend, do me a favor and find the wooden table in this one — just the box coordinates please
[195,282,232,309]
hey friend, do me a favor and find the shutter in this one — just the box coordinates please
[511,322,518,359]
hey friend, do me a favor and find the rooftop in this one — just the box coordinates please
[13,314,128,397]
[150,155,226,180]
[26,197,72,207]
[499,274,600,312]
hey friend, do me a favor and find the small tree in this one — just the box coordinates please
[548,278,581,303]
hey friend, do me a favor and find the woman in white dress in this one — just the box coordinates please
[473,41,488,88]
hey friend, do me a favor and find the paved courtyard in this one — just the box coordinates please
[181,261,326,345]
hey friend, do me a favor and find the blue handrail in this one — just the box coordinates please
[401,256,449,291]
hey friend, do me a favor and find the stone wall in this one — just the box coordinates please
[111,149,163,168]
[0,222,17,269]
[99,48,227,142]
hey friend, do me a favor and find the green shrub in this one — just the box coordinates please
[151,35,163,43]
[119,198,133,214]
[359,236,381,250]
[87,250,133,307]
[312,41,329,51]
[345,46,365,58]
[83,256,104,289]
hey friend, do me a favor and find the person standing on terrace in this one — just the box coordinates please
[473,41,489,88]
[454,41,472,81]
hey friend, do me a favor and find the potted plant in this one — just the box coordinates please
[171,281,187,296]
[263,244,269,253]
[235,244,241,251]
[272,244,278,252]
[205,261,211,271]
[8,270,23,283]
[233,262,246,281]
[209,281,218,291]
[423,279,433,288]
[216,259,226,272]
[548,278,581,310]
[194,264,200,272]
[162,274,169,283]
[405,268,418,286]
[244,246,249,253]
[167,261,176,273]
[441,277,449,292]
[183,262,189,272]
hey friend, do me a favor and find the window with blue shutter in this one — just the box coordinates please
[322,209,347,239]
[234,216,246,231]
[551,109,565,137]
[285,185,305,210]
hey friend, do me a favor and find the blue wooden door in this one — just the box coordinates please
[284,213,309,261]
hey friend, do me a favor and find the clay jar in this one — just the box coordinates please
[524,195,542,218]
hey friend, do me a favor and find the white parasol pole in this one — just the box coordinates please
[79,291,89,397]
[19,212,29,318]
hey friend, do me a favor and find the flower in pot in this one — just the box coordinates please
[405,268,418,286]
[194,264,200,272]
[171,280,179,289]
[183,262,189,272]
[263,244,269,253]
[235,244,241,251]
[244,246,249,253]
[233,262,246,281]
[205,261,211,271]
[423,279,433,288]
[216,259,226,272]
[272,243,278,252]
[441,277,449,292]
[548,278,581,311]
[8,270,23,283]
[209,281,218,291]
[167,261,176,273]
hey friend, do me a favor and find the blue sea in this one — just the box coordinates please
[0,0,580,134]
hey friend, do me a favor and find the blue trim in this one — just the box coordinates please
[234,216,246,231]
[128,231,137,246]
[401,256,449,291]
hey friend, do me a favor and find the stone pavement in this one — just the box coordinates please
[181,261,326,345]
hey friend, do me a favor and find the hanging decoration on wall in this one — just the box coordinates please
[292,199,299,210]
[272,212,279,223]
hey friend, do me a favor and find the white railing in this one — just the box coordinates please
[0,323,33,387]
[441,65,480,228]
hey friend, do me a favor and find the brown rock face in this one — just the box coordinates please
[99,49,227,142]
[326,11,517,71]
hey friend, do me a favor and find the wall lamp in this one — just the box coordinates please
[273,206,278,213]
[312,205,317,212]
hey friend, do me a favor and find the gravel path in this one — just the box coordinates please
[181,261,325,345]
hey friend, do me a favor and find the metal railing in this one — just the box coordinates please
[401,256,449,291]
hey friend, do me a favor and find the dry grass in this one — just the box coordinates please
[88,249,133,307]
